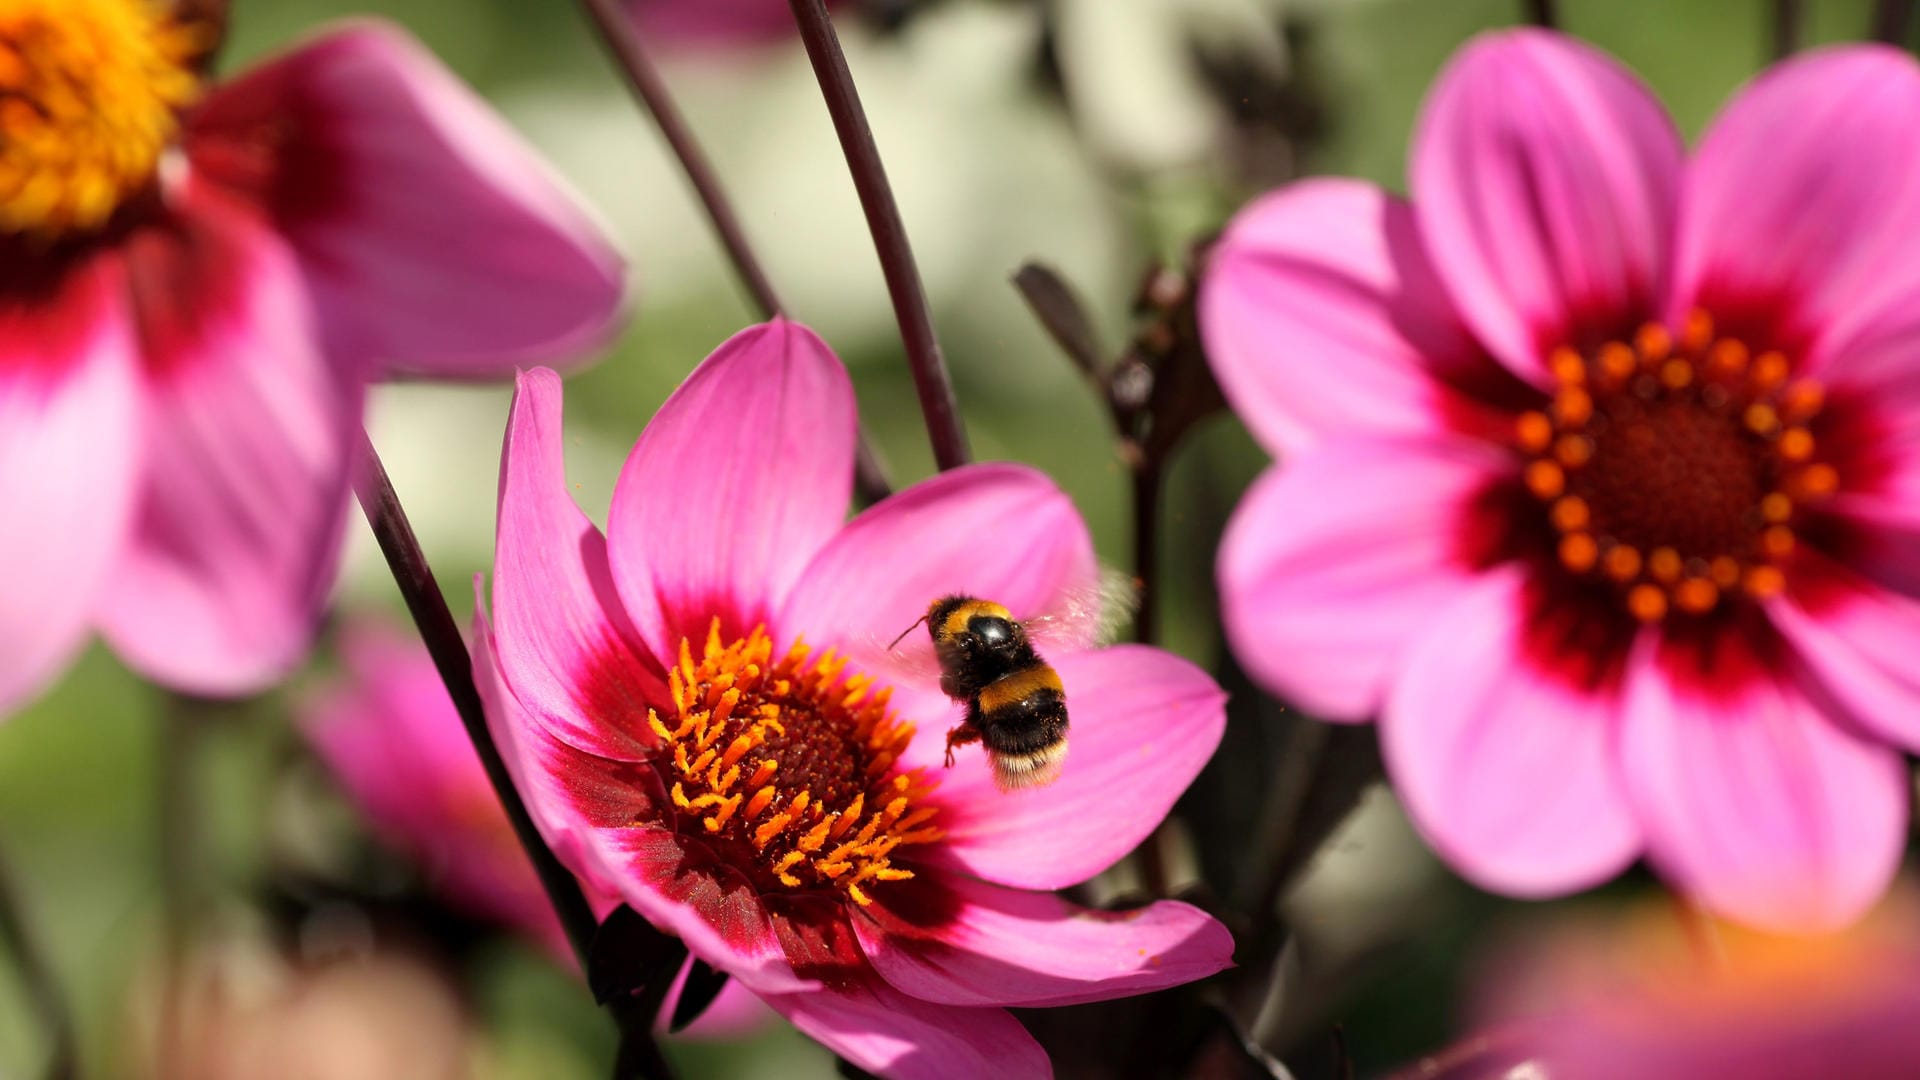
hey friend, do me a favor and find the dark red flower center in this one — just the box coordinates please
[1518,311,1836,622]
[649,621,941,907]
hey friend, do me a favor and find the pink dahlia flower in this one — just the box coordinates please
[1202,30,1920,930]
[0,11,624,715]
[300,620,768,1037]
[1454,896,1920,1080]
[473,321,1233,1077]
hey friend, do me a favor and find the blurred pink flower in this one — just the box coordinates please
[474,321,1233,1077]
[301,619,768,1038]
[0,12,625,715]
[1202,30,1920,930]
[1445,895,1920,1080]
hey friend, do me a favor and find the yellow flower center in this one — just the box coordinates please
[0,0,208,238]
[1518,310,1835,622]
[650,621,942,908]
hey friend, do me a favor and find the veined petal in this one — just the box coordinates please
[607,320,854,660]
[186,20,626,376]
[1770,554,1920,753]
[99,189,356,695]
[762,976,1050,1080]
[1383,566,1641,897]
[493,368,661,762]
[1620,632,1906,931]
[479,592,807,995]
[1673,46,1920,362]
[781,462,1097,706]
[1218,438,1509,720]
[1413,29,1681,382]
[1199,178,1512,455]
[922,645,1224,891]
[854,871,1232,1008]
[0,256,141,714]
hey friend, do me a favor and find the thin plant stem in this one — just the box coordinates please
[1874,0,1917,42]
[786,0,971,471]
[0,843,77,1080]
[352,433,598,964]
[156,692,212,1080]
[573,0,893,503]
[610,939,689,1080]
[1772,0,1803,59]
[578,0,782,317]
[1523,0,1557,28]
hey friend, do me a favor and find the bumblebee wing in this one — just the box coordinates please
[849,631,945,690]
[1024,565,1140,652]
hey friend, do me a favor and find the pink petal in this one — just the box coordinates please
[1382,566,1641,897]
[763,977,1049,1080]
[1199,178,1512,455]
[1620,632,1907,931]
[607,320,854,660]
[780,462,1097,718]
[923,645,1224,891]
[1413,29,1681,382]
[493,368,662,762]
[667,975,772,1040]
[475,595,808,993]
[302,620,566,959]
[1218,437,1508,720]
[472,581,624,919]
[1769,555,1920,752]
[1673,46,1920,361]
[98,191,357,695]
[187,20,626,376]
[0,257,142,714]
[853,871,1232,1007]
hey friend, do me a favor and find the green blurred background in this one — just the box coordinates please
[0,0,1904,1075]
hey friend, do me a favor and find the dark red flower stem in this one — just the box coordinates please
[0,843,76,1080]
[1772,0,1803,58]
[577,0,781,317]
[1522,0,1557,27]
[786,0,972,472]
[574,0,893,505]
[352,434,600,964]
[1875,0,1917,41]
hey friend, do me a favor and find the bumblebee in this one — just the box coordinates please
[890,596,1069,790]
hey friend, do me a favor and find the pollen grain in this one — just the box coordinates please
[0,0,209,237]
[1515,311,1836,620]
[649,621,941,907]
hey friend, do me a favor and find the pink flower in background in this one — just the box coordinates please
[1447,895,1920,1080]
[474,321,1232,1077]
[302,621,572,961]
[1203,30,1920,930]
[301,619,770,1038]
[0,12,625,716]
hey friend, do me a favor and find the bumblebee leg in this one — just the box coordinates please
[943,723,981,768]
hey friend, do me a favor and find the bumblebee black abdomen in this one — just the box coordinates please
[972,665,1069,789]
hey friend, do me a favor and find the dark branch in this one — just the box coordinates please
[575,0,893,502]
[787,0,971,471]
[1522,0,1557,28]
[0,844,77,1080]
[578,0,783,319]
[1772,0,1804,59]
[352,433,599,965]
[1874,0,1917,42]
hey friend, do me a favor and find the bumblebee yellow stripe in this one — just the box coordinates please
[977,665,1063,713]
[940,599,1010,640]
